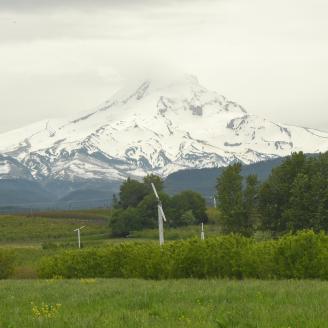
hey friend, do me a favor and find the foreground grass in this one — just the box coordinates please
[0,279,327,327]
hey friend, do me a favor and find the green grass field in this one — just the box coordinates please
[0,213,218,246]
[0,213,109,278]
[0,279,327,327]
[129,224,222,240]
[0,213,222,278]
[1,212,328,327]
[0,214,109,244]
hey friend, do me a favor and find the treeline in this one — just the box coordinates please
[217,152,328,236]
[38,230,328,280]
[110,175,207,236]
[110,152,328,237]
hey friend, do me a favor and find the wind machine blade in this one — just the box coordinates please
[159,204,167,222]
[151,183,160,200]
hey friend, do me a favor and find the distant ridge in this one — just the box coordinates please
[164,157,286,200]
[0,154,322,211]
[0,157,284,211]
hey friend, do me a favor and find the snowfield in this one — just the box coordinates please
[0,74,327,181]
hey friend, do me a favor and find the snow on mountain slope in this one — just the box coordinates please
[0,155,34,180]
[0,74,327,181]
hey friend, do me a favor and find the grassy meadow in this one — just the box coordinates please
[0,279,327,328]
[2,211,328,327]
[0,211,109,278]
[0,212,221,278]
[0,211,218,246]
[0,209,111,242]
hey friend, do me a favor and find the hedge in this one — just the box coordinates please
[38,230,328,280]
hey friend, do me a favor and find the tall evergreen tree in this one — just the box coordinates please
[283,173,314,231]
[258,152,328,233]
[285,156,328,232]
[259,152,306,232]
[243,174,260,236]
[216,163,245,234]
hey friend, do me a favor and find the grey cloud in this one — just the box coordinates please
[0,0,195,12]
[0,0,327,134]
[0,1,214,43]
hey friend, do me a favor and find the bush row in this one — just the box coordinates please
[38,230,328,280]
[0,250,15,279]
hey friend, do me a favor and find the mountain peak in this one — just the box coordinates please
[0,73,327,182]
[112,73,201,100]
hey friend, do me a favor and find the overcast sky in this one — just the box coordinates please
[0,0,327,133]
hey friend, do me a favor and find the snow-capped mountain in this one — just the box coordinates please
[1,74,328,182]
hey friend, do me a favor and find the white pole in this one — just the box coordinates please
[74,226,85,249]
[213,196,217,208]
[77,228,81,249]
[201,222,205,240]
[158,205,164,245]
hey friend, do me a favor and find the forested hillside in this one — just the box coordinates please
[164,157,285,198]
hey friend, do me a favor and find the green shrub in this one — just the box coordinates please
[274,230,328,279]
[37,231,328,280]
[0,250,15,279]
